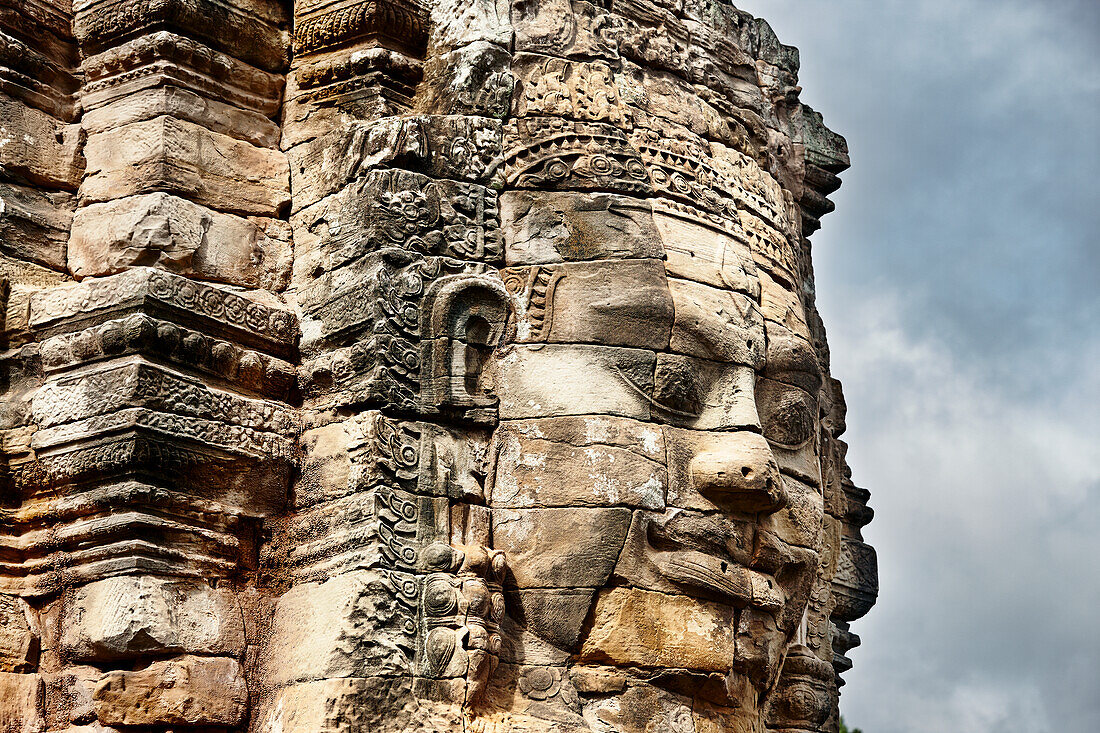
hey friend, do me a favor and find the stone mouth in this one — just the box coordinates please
[651,548,784,613]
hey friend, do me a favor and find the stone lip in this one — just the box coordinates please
[652,549,783,612]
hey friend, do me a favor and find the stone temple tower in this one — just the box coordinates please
[0,0,877,731]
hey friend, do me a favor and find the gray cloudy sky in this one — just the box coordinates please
[734,1,1100,731]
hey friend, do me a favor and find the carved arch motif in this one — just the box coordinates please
[419,274,513,421]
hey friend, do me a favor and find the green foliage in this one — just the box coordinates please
[839,716,864,733]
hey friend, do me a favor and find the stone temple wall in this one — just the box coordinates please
[0,1,877,731]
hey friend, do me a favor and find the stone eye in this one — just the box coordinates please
[653,358,704,415]
[758,380,817,449]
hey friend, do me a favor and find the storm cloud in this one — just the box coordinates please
[734,1,1100,730]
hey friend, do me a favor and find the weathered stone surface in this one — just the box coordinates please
[258,677,463,733]
[579,587,738,672]
[501,191,663,265]
[0,596,36,672]
[417,41,513,118]
[69,193,291,289]
[0,93,83,189]
[288,115,504,210]
[291,170,502,280]
[43,666,100,728]
[93,655,247,726]
[491,417,666,509]
[260,570,415,686]
[0,672,44,732]
[490,343,656,420]
[0,181,73,270]
[506,259,673,349]
[653,207,759,297]
[668,277,766,366]
[653,353,759,430]
[80,86,281,147]
[428,0,511,52]
[507,588,597,652]
[512,53,629,126]
[513,0,619,60]
[81,116,290,215]
[61,576,245,661]
[492,507,632,588]
[584,684,721,733]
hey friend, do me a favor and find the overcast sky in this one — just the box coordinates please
[733,2,1100,731]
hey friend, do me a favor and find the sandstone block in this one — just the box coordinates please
[291,170,501,282]
[653,353,759,430]
[0,93,83,189]
[734,608,783,686]
[296,421,355,507]
[288,115,503,211]
[73,0,289,73]
[506,588,597,652]
[80,116,290,215]
[501,190,663,264]
[668,277,765,367]
[490,343,656,420]
[505,259,673,348]
[78,31,284,118]
[491,417,666,509]
[0,672,44,733]
[579,586,738,672]
[258,677,462,733]
[61,576,245,662]
[417,41,513,118]
[513,53,629,126]
[653,207,760,297]
[93,655,246,727]
[43,666,99,727]
[765,473,827,548]
[569,665,627,695]
[69,193,291,289]
[583,684,703,733]
[81,86,281,148]
[29,267,298,352]
[428,0,511,52]
[0,181,73,270]
[0,595,36,672]
[513,0,621,60]
[260,570,416,686]
[618,61,732,144]
[491,507,631,588]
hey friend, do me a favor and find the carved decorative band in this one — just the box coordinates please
[82,31,283,101]
[74,0,286,72]
[29,268,297,354]
[295,0,427,58]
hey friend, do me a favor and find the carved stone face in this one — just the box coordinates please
[482,193,827,720]
[0,0,881,729]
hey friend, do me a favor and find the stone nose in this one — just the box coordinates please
[690,431,788,513]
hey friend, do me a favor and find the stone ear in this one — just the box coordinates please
[420,274,512,421]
